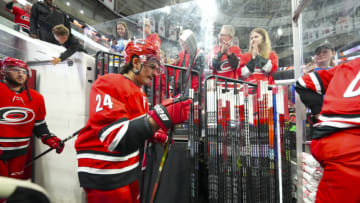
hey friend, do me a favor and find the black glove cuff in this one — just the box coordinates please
[307,114,319,125]
[41,134,52,141]
[153,104,173,129]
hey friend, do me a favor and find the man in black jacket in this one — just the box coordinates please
[50,24,87,65]
[30,0,71,44]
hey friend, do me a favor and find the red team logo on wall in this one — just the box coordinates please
[0,107,35,125]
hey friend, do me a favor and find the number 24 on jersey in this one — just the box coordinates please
[96,94,113,112]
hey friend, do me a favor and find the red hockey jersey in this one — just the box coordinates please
[297,58,360,137]
[146,33,161,49]
[238,52,278,85]
[208,45,242,79]
[173,49,203,91]
[10,6,30,33]
[75,74,149,190]
[0,82,46,160]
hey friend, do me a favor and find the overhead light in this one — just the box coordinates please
[66,2,70,6]
[277,28,283,36]
[163,6,171,14]
[80,10,84,14]
[197,0,217,17]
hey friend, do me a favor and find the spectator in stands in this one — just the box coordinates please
[209,25,241,80]
[173,29,204,93]
[301,42,335,137]
[295,57,360,203]
[109,21,131,73]
[30,0,71,44]
[111,21,130,54]
[5,0,31,34]
[303,42,335,74]
[0,57,64,180]
[50,24,86,65]
[238,28,278,85]
[143,18,162,103]
[144,18,161,49]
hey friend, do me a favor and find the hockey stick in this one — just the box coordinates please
[25,128,82,168]
[26,60,74,67]
[149,48,198,203]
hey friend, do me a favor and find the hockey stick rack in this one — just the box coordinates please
[203,75,291,203]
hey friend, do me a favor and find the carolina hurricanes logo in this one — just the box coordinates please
[217,60,233,73]
[21,16,30,21]
[0,107,35,125]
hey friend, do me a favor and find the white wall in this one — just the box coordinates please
[31,53,94,203]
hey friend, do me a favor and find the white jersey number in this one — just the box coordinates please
[96,94,113,112]
[344,70,360,98]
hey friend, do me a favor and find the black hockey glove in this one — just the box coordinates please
[227,53,239,69]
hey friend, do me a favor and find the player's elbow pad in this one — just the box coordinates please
[295,82,323,115]
[33,120,51,137]
[113,116,153,153]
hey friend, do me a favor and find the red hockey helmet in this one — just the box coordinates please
[124,39,162,66]
[1,57,31,77]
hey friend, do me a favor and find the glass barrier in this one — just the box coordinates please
[91,1,297,202]
[91,1,294,73]
[301,1,360,143]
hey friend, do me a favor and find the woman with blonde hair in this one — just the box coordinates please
[238,27,278,85]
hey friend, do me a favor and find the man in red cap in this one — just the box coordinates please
[75,40,192,203]
[0,57,64,180]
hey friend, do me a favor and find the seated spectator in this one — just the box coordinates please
[30,0,71,44]
[303,42,335,74]
[50,24,87,65]
[238,27,278,85]
[208,25,241,80]
[5,0,31,34]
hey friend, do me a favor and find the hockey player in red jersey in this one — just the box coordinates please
[75,39,192,203]
[209,25,241,80]
[0,57,64,180]
[296,58,360,203]
[238,28,278,85]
